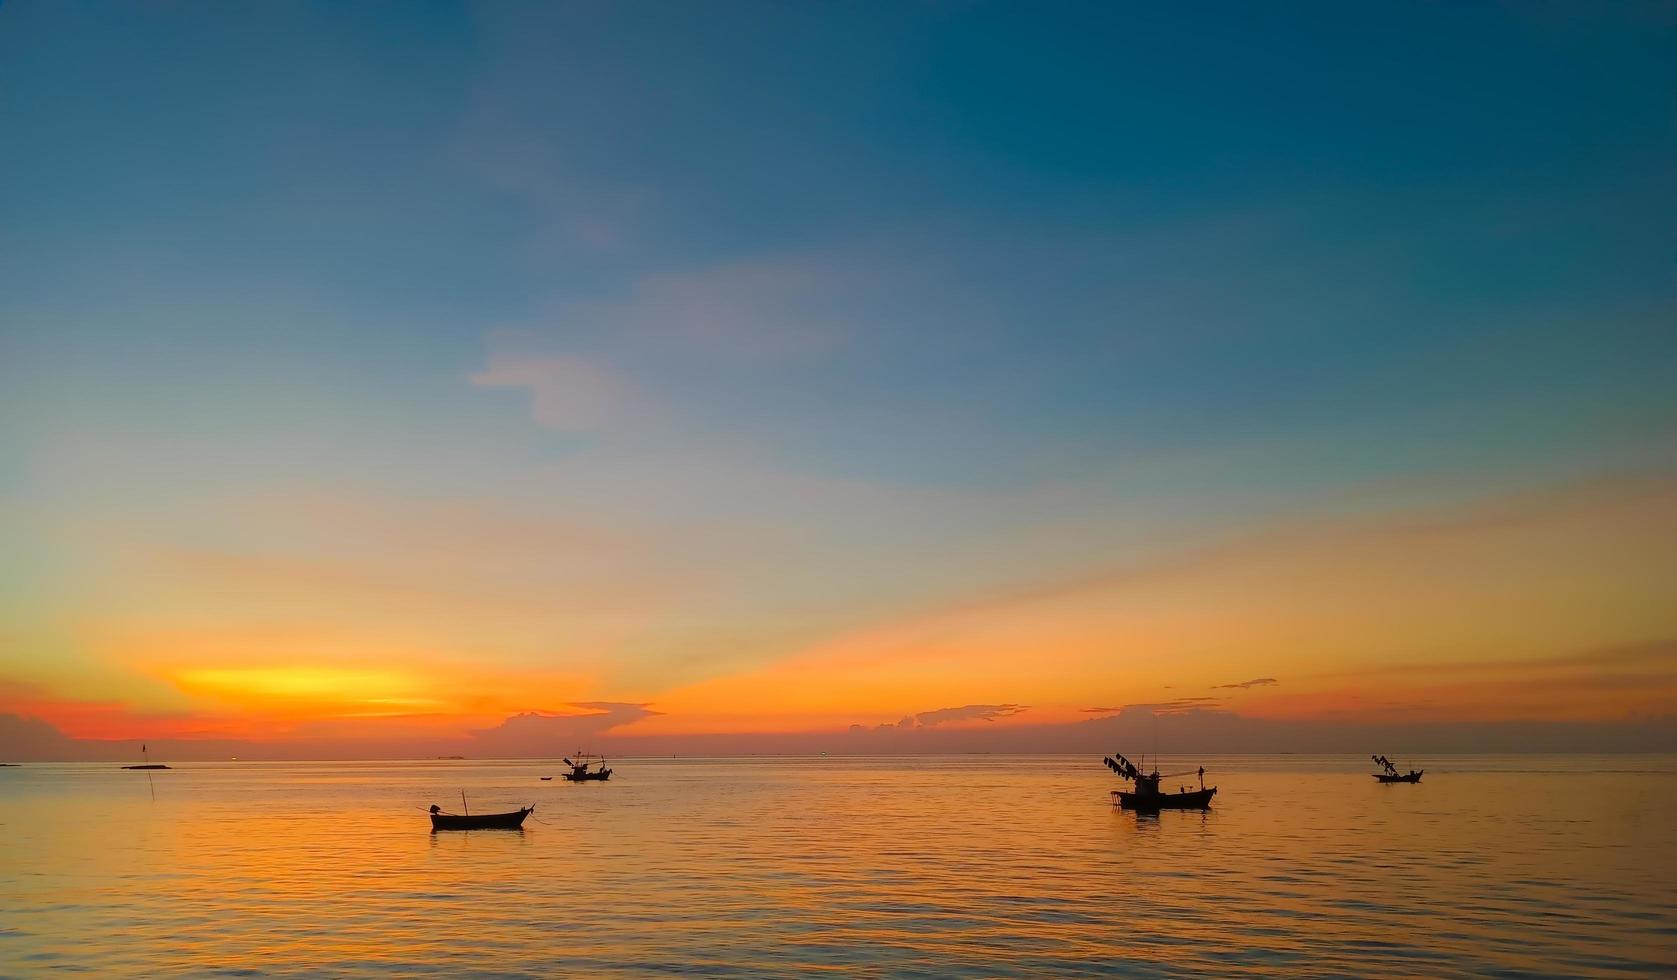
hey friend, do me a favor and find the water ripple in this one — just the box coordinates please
[0,755,1673,976]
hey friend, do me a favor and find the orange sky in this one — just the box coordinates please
[5,468,1673,756]
[4,2,1676,758]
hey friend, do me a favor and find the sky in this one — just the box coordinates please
[2,2,1675,759]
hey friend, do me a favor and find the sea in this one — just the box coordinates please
[1,754,1672,977]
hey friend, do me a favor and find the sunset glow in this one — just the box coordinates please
[2,2,1673,761]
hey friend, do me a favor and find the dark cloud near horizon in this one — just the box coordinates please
[1087,698,1223,717]
[467,702,662,753]
[915,703,1028,726]
[848,703,1029,733]
[6,706,1677,762]
[1214,677,1279,690]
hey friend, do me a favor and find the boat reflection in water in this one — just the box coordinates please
[1104,752,1216,810]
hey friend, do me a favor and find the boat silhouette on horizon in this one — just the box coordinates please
[122,743,171,770]
[561,752,613,782]
[1104,752,1216,810]
[1372,755,1423,783]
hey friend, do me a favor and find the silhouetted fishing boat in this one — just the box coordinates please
[561,752,612,781]
[428,803,533,830]
[1103,752,1216,810]
[1372,755,1422,783]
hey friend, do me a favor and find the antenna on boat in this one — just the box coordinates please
[461,790,469,816]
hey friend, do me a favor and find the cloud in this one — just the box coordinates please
[469,702,660,741]
[0,712,95,760]
[1214,677,1279,690]
[844,703,1030,733]
[471,354,624,432]
[912,703,1029,726]
[562,259,849,357]
[8,697,1677,761]
[1098,698,1223,716]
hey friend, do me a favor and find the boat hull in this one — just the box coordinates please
[122,764,171,770]
[1374,772,1423,783]
[430,807,532,830]
[562,770,611,781]
[1114,787,1216,810]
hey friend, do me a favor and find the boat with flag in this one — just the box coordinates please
[122,743,170,770]
[560,752,613,782]
[1371,755,1422,783]
[1103,752,1216,810]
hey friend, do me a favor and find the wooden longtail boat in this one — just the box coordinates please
[1104,752,1216,811]
[1371,755,1422,783]
[428,804,533,830]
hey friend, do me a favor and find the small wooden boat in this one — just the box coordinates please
[1371,755,1422,783]
[561,753,613,782]
[539,776,553,781]
[1104,752,1216,811]
[428,803,533,830]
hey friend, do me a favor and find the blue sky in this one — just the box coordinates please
[1,2,1674,748]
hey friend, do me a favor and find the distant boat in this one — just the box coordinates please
[540,776,553,781]
[561,752,613,782]
[428,803,533,830]
[1372,754,1422,783]
[1104,752,1216,810]
[123,743,170,770]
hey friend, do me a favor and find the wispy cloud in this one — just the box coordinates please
[914,703,1029,726]
[847,703,1030,732]
[471,354,625,432]
[1086,698,1223,716]
[557,259,851,358]
[468,702,662,753]
[1214,677,1279,690]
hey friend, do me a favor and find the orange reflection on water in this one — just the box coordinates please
[0,756,1672,975]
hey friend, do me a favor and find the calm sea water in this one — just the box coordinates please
[1,755,1672,977]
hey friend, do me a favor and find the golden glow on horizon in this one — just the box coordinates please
[2,472,1673,746]
[175,666,437,705]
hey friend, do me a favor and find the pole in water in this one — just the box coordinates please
[461,791,468,816]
